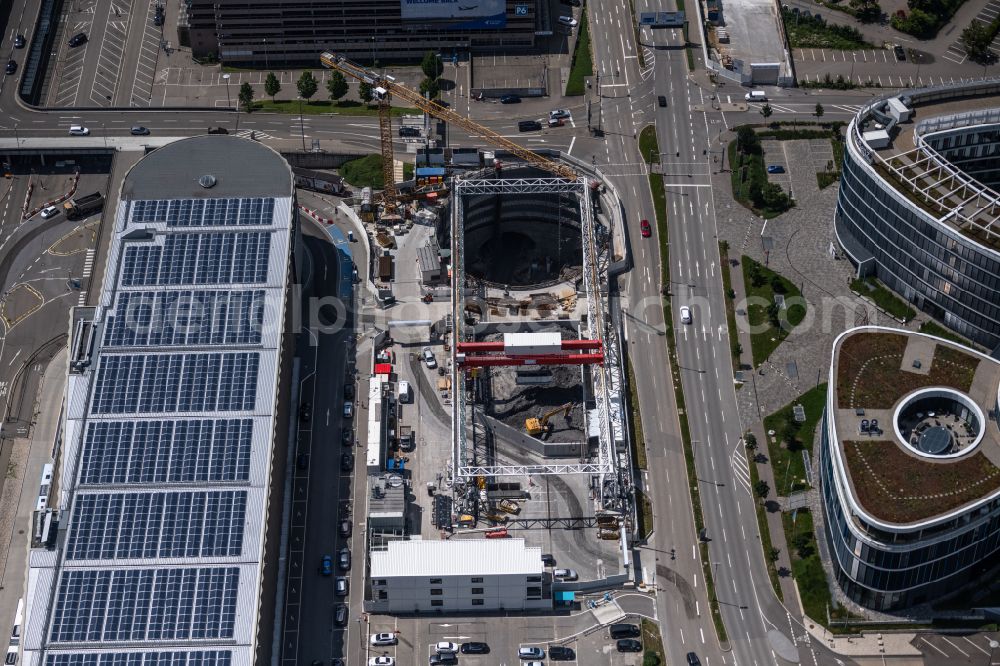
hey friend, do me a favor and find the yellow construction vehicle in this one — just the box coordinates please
[525,403,573,437]
[319,52,578,220]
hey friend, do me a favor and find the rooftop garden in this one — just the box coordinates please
[836,332,980,409]
[843,440,1000,523]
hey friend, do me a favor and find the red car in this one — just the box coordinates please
[640,219,652,237]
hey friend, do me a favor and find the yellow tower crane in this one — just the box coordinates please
[319,52,578,218]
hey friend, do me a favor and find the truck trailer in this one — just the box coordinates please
[63,192,104,220]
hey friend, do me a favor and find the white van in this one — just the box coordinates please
[397,380,410,402]
[744,90,767,102]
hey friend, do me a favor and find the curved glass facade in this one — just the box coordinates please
[835,126,1000,353]
[819,409,1000,611]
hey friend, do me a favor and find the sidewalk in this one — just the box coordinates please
[0,348,67,643]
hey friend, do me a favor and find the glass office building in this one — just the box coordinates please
[834,81,1000,355]
[820,327,1000,611]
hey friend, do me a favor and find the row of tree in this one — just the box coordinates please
[234,70,379,112]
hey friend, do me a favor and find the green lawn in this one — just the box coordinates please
[918,320,972,347]
[626,359,647,470]
[641,619,666,665]
[763,384,828,495]
[781,8,874,49]
[850,277,916,322]
[565,12,594,96]
[636,488,654,540]
[253,99,420,116]
[747,445,783,600]
[728,141,794,218]
[741,256,806,367]
[719,242,742,372]
[340,153,411,189]
[782,510,833,623]
[639,125,659,164]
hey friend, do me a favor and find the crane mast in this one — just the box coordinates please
[319,51,579,192]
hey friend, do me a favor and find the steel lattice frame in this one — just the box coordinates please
[451,176,617,482]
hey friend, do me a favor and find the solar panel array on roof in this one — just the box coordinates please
[103,290,265,347]
[130,198,275,227]
[46,652,233,666]
[121,233,271,286]
[66,491,247,560]
[79,419,252,485]
[91,352,259,414]
[51,567,239,642]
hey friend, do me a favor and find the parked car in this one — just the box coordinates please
[343,401,354,419]
[557,15,578,26]
[640,219,652,237]
[766,164,785,174]
[549,108,571,119]
[299,401,312,421]
[422,347,437,368]
[319,554,333,576]
[68,125,90,136]
[609,623,641,639]
[541,553,556,566]
[130,125,150,135]
[547,117,564,128]
[399,126,421,137]
[13,34,25,48]
[370,633,397,646]
[500,95,521,104]
[461,642,490,654]
[68,32,87,47]
[335,576,349,596]
[344,384,355,400]
[341,428,353,446]
[434,642,459,654]
[894,44,906,60]
[679,305,692,324]
[518,120,542,132]
[339,520,352,537]
[553,568,578,581]
[154,5,165,25]
[338,547,351,571]
[518,647,544,660]
[334,604,348,626]
[428,655,456,666]
[617,639,643,652]
[549,646,575,660]
[658,95,667,107]
[341,452,354,472]
[5,60,16,75]
[40,206,61,219]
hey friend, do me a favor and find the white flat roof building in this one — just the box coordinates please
[369,539,550,613]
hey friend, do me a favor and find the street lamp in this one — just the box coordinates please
[13,123,19,147]
[989,640,998,666]
[298,96,306,151]
[263,37,269,70]
[222,73,232,108]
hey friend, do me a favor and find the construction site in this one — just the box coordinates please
[317,53,638,612]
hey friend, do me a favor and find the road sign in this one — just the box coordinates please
[515,4,528,14]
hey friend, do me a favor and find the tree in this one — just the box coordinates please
[761,182,791,210]
[768,547,781,563]
[642,651,661,666]
[296,71,318,100]
[766,302,782,329]
[744,433,758,452]
[792,532,814,559]
[759,103,773,120]
[814,102,825,118]
[736,125,759,154]
[238,82,254,113]
[849,0,881,21]
[327,71,349,102]
[358,81,375,105]
[420,51,444,80]
[961,20,995,63]
[419,77,440,99]
[264,72,281,101]
[755,479,770,501]
[770,274,787,294]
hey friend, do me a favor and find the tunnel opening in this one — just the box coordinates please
[463,190,583,289]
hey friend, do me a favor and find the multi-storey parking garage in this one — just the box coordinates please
[834,80,1000,355]
[820,326,1000,611]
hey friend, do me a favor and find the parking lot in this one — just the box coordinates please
[47,0,164,107]
[913,630,1000,664]
[365,608,661,666]
[944,0,1000,64]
